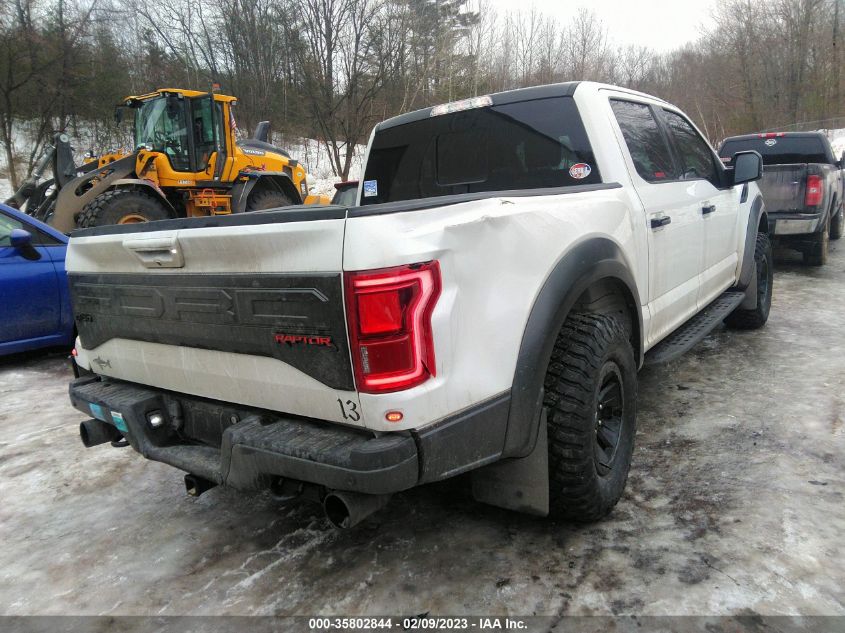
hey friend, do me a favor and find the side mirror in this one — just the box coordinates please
[733,151,763,185]
[9,228,32,249]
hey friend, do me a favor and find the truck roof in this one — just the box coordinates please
[376,82,670,131]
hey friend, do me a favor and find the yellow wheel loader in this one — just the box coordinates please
[5,88,329,232]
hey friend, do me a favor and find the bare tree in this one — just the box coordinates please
[565,8,610,81]
[289,0,392,178]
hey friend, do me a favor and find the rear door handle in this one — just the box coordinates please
[650,216,672,229]
[702,204,717,215]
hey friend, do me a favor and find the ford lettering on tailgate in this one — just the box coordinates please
[68,273,353,390]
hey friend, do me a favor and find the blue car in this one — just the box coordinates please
[0,203,74,355]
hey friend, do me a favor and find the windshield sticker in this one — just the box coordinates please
[569,163,592,180]
[363,180,378,197]
[765,139,777,146]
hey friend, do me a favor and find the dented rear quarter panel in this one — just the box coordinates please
[342,187,642,432]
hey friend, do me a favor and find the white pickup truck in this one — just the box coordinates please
[67,82,772,528]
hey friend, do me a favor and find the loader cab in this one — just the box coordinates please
[123,90,230,177]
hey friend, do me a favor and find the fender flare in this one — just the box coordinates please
[502,237,643,458]
[737,195,767,290]
[109,179,177,214]
[231,172,302,212]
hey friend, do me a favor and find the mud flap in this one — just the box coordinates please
[470,409,549,516]
[741,261,758,310]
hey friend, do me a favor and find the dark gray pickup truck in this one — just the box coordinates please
[719,132,844,265]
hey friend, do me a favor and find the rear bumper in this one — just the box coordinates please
[768,211,824,236]
[69,376,510,495]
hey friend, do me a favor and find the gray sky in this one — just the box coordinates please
[483,0,720,52]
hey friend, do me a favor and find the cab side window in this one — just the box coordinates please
[661,109,718,183]
[610,100,678,183]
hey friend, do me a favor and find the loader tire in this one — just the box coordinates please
[245,189,293,212]
[77,189,171,229]
[543,313,637,522]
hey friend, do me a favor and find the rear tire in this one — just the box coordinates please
[77,189,171,229]
[245,188,293,212]
[543,313,637,522]
[831,206,844,240]
[802,216,829,266]
[725,232,773,330]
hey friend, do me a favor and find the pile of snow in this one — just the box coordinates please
[829,137,845,159]
[276,136,365,198]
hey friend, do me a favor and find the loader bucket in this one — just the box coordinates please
[50,153,137,233]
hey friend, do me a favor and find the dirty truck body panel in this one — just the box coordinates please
[67,82,766,516]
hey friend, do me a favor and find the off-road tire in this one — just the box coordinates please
[725,232,773,330]
[803,216,830,266]
[543,313,637,522]
[77,189,171,229]
[245,188,293,212]
[830,206,844,240]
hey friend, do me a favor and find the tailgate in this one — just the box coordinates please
[66,208,361,426]
[759,164,808,212]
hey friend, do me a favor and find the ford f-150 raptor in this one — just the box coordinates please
[719,131,844,266]
[67,82,771,528]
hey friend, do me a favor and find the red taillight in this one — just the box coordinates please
[805,175,823,207]
[345,261,441,393]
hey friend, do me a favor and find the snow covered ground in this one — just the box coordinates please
[828,135,845,158]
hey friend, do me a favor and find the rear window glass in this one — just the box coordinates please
[360,96,601,205]
[719,137,829,166]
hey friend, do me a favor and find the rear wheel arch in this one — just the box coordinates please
[502,238,643,459]
[237,174,302,213]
